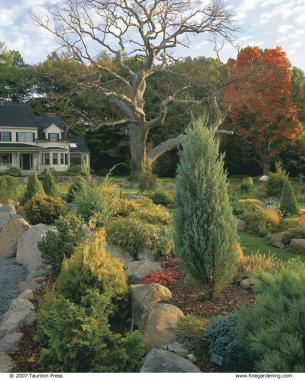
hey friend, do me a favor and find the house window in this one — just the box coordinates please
[45,153,50,165]
[65,154,68,165]
[17,132,34,142]
[0,132,11,142]
[53,153,58,165]
[0,154,12,164]
[49,133,59,142]
[60,153,64,165]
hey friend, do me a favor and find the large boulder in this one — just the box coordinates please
[0,352,13,372]
[16,224,53,270]
[127,260,162,280]
[0,295,36,337]
[0,205,21,232]
[0,332,24,353]
[290,239,305,254]
[139,303,184,351]
[160,342,190,358]
[0,309,36,337]
[140,349,201,373]
[131,283,172,326]
[0,218,30,257]
[0,204,16,214]
[269,232,290,249]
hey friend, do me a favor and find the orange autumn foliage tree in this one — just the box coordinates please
[224,46,303,173]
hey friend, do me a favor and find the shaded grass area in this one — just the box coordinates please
[238,231,305,262]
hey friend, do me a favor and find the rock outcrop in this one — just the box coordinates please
[139,303,184,351]
[140,349,201,373]
[130,283,172,326]
[0,218,30,257]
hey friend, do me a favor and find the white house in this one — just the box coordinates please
[0,103,90,175]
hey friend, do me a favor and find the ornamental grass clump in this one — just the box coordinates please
[173,117,237,299]
[75,181,120,226]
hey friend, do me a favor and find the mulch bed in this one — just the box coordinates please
[158,257,256,318]
[10,324,41,372]
[157,257,256,372]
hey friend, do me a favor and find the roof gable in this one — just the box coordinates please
[0,104,66,132]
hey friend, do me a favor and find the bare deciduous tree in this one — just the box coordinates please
[34,0,237,173]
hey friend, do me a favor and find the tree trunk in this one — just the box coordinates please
[128,123,149,178]
[259,150,271,175]
[262,161,271,175]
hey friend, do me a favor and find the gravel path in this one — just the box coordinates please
[0,257,27,320]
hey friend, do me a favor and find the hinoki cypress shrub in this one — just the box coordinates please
[173,118,237,299]
[280,179,299,216]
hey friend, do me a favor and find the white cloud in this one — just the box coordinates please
[0,7,21,26]
[0,0,304,70]
[279,25,293,34]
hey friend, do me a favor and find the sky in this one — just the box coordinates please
[0,0,304,69]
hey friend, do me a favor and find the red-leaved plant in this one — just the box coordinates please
[140,269,181,287]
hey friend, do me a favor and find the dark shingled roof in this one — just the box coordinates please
[0,104,66,131]
[0,104,38,127]
[0,143,43,150]
[36,116,65,132]
[0,104,90,154]
[69,138,90,153]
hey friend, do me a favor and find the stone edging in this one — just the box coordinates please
[0,272,46,372]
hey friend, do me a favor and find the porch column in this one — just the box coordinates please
[16,151,20,169]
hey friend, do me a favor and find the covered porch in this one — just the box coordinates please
[0,145,43,175]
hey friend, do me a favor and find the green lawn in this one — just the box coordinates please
[238,231,305,262]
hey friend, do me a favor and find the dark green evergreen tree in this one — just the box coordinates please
[280,179,299,216]
[22,171,45,203]
[173,117,237,299]
[43,168,57,197]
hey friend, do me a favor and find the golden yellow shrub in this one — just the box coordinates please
[240,198,261,210]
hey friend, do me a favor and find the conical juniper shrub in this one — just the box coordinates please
[22,171,45,203]
[280,179,299,216]
[173,117,237,299]
[42,168,58,197]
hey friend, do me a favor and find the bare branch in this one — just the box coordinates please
[34,0,238,167]
[147,127,233,164]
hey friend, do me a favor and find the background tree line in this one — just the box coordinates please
[0,42,305,177]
